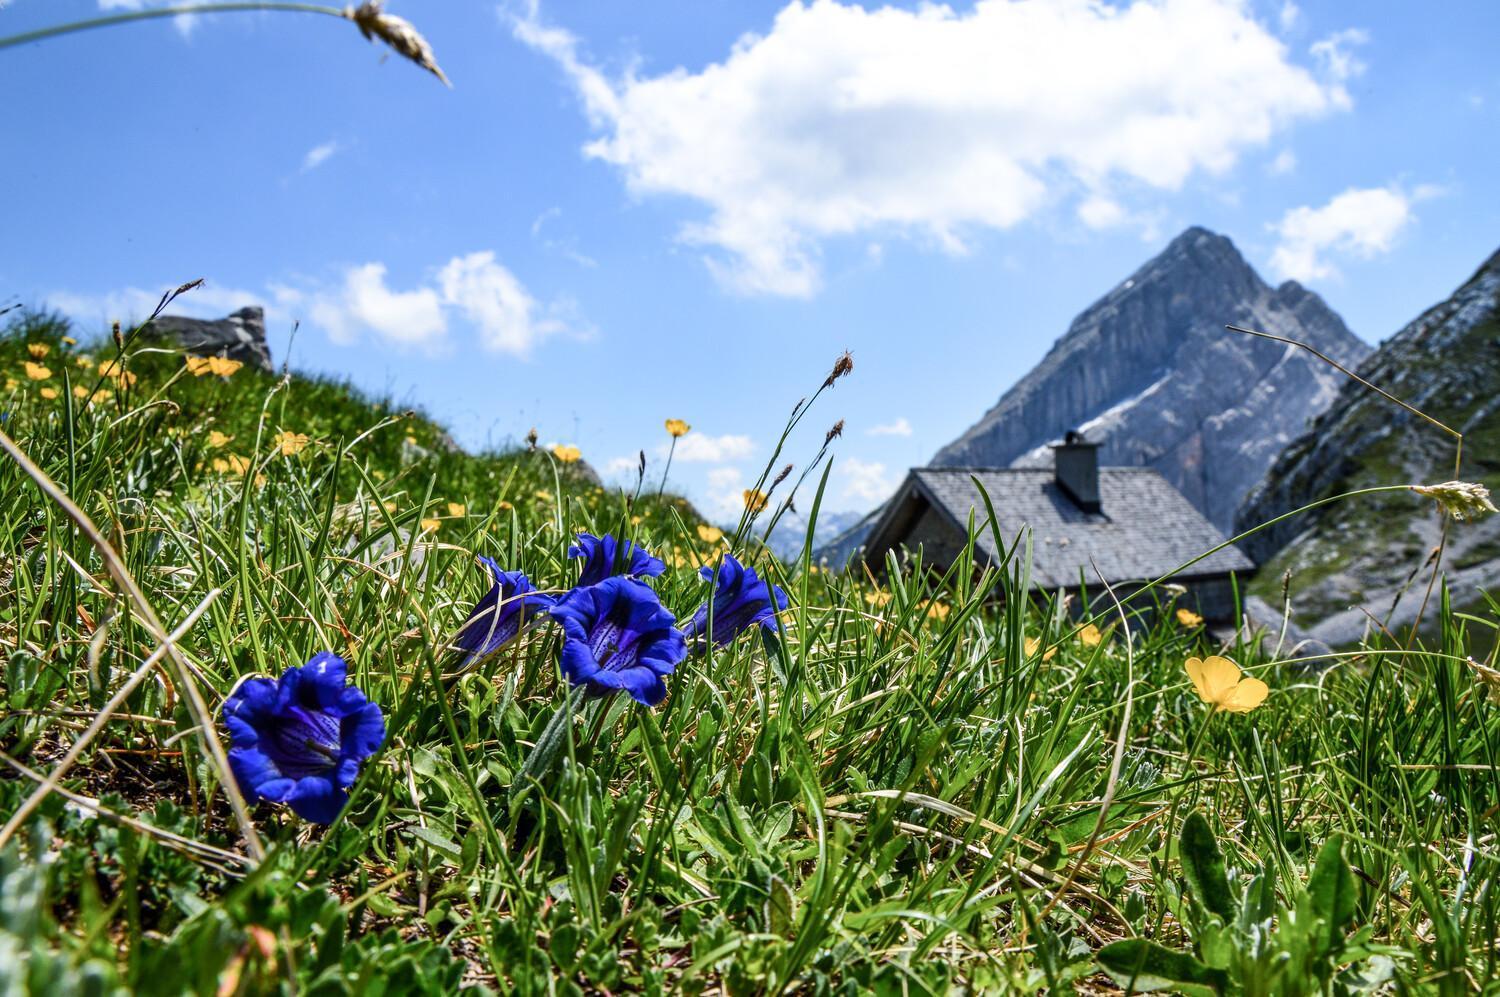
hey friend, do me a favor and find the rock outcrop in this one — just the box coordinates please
[141,306,273,372]
[1235,246,1500,645]
[931,227,1370,531]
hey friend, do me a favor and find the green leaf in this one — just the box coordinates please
[406,826,462,863]
[1097,938,1227,993]
[1180,811,1237,921]
[511,686,586,801]
[1306,834,1358,949]
[765,874,794,938]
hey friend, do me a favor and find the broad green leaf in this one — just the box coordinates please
[765,874,794,937]
[1307,834,1358,949]
[1180,811,1237,921]
[1097,938,1227,993]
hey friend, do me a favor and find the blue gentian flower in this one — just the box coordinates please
[454,557,555,662]
[221,653,385,824]
[569,533,666,588]
[549,577,687,706]
[682,554,788,648]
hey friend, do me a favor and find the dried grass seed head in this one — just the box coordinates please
[823,351,854,388]
[1411,480,1498,521]
[346,1,451,87]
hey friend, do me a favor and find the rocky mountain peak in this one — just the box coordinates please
[1235,241,1500,645]
[930,226,1371,531]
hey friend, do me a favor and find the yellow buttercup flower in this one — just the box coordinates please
[73,385,89,399]
[1025,636,1058,662]
[1176,607,1204,628]
[39,386,58,400]
[4,377,17,391]
[535,489,553,502]
[213,454,252,477]
[23,362,51,381]
[273,431,310,456]
[1079,623,1103,647]
[61,336,77,346]
[446,502,466,518]
[75,355,94,369]
[27,343,49,359]
[185,355,215,376]
[498,500,514,512]
[665,418,691,438]
[207,430,233,449]
[97,360,136,386]
[743,488,769,513]
[552,444,582,463]
[1185,655,1268,714]
[918,599,951,621]
[419,517,441,533]
[696,524,723,544]
[208,356,243,377]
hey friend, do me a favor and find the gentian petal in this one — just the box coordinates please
[569,533,666,587]
[286,776,346,824]
[549,576,685,706]
[228,746,293,802]
[559,635,603,686]
[685,555,788,648]
[455,558,555,660]
[342,701,386,760]
[219,654,385,825]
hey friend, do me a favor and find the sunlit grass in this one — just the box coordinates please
[1,309,1498,993]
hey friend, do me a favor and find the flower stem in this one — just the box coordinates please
[0,3,348,51]
[1163,708,1217,857]
[657,437,677,498]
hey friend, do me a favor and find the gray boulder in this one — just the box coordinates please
[142,306,272,372]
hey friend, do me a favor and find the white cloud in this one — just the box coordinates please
[1077,195,1127,230]
[1309,28,1368,83]
[840,456,894,504]
[664,433,756,463]
[1278,2,1299,32]
[1268,149,1297,175]
[1268,184,1435,281]
[317,263,447,346]
[867,417,912,438]
[706,466,748,519]
[517,0,1352,296]
[46,281,282,328]
[302,140,341,172]
[50,253,579,355]
[438,251,567,355]
[604,455,641,478]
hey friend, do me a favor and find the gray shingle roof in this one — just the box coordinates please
[884,467,1253,588]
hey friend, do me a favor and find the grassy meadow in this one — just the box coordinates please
[2,307,1499,995]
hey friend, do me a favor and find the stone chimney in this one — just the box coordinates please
[1051,430,1101,512]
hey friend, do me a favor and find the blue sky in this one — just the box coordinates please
[3,0,1497,519]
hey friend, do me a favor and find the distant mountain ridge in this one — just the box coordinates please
[931,226,1371,531]
[1236,245,1500,645]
